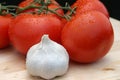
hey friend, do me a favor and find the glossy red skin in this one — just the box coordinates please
[72,0,97,6]
[0,16,12,49]
[72,0,109,18]
[61,11,114,63]
[9,14,64,55]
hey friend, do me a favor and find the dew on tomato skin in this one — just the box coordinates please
[88,19,95,24]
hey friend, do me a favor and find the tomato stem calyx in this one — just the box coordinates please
[0,0,76,20]
[0,3,18,16]
[17,0,76,20]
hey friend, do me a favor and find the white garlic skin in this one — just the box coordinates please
[26,35,69,80]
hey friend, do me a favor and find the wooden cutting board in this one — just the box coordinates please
[0,18,120,80]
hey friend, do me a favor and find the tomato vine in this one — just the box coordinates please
[0,0,76,20]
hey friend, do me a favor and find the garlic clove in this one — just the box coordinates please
[26,34,69,79]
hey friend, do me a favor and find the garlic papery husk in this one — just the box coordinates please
[26,34,69,80]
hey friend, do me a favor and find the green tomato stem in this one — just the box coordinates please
[0,0,76,20]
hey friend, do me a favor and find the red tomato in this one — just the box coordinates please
[72,0,96,7]
[0,16,12,49]
[71,0,109,18]
[18,0,64,18]
[9,13,64,55]
[61,11,114,63]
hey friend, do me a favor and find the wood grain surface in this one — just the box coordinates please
[0,18,120,80]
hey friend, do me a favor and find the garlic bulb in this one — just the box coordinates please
[26,34,69,79]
